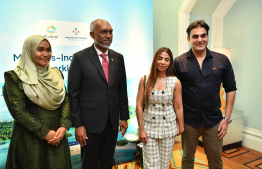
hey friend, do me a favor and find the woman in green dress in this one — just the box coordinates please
[3,35,72,169]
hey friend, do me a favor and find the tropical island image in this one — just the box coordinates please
[0,120,12,142]
[114,105,140,164]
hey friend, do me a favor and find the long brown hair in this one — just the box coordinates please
[145,47,174,111]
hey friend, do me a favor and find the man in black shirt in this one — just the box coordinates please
[173,20,236,169]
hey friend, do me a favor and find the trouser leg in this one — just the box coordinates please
[158,136,176,169]
[81,132,102,169]
[181,124,202,169]
[202,122,223,169]
[143,137,160,169]
[98,117,118,169]
[81,117,118,169]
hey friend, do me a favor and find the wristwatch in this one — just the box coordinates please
[223,117,232,124]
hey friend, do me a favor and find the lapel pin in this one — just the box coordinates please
[111,58,114,61]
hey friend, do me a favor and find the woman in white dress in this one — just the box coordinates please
[136,47,184,169]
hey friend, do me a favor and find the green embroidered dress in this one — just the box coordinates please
[3,71,72,169]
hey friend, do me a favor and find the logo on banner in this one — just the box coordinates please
[44,25,58,39]
[47,25,57,34]
[73,28,80,36]
[65,26,87,41]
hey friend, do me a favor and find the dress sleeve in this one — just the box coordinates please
[3,72,50,140]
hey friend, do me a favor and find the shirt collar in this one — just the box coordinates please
[94,45,109,56]
[187,48,212,59]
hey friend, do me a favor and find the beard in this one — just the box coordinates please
[95,39,111,49]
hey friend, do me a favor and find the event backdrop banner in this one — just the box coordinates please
[0,0,153,168]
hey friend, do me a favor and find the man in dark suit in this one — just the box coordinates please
[68,19,129,169]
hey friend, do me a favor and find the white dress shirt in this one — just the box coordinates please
[94,45,109,65]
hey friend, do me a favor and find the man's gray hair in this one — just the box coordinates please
[90,19,108,32]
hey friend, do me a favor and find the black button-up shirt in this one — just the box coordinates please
[173,48,237,128]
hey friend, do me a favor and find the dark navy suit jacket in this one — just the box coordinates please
[68,44,129,133]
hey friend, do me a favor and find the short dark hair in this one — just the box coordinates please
[186,20,210,37]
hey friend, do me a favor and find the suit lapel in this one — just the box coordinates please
[108,50,115,86]
[89,45,108,83]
